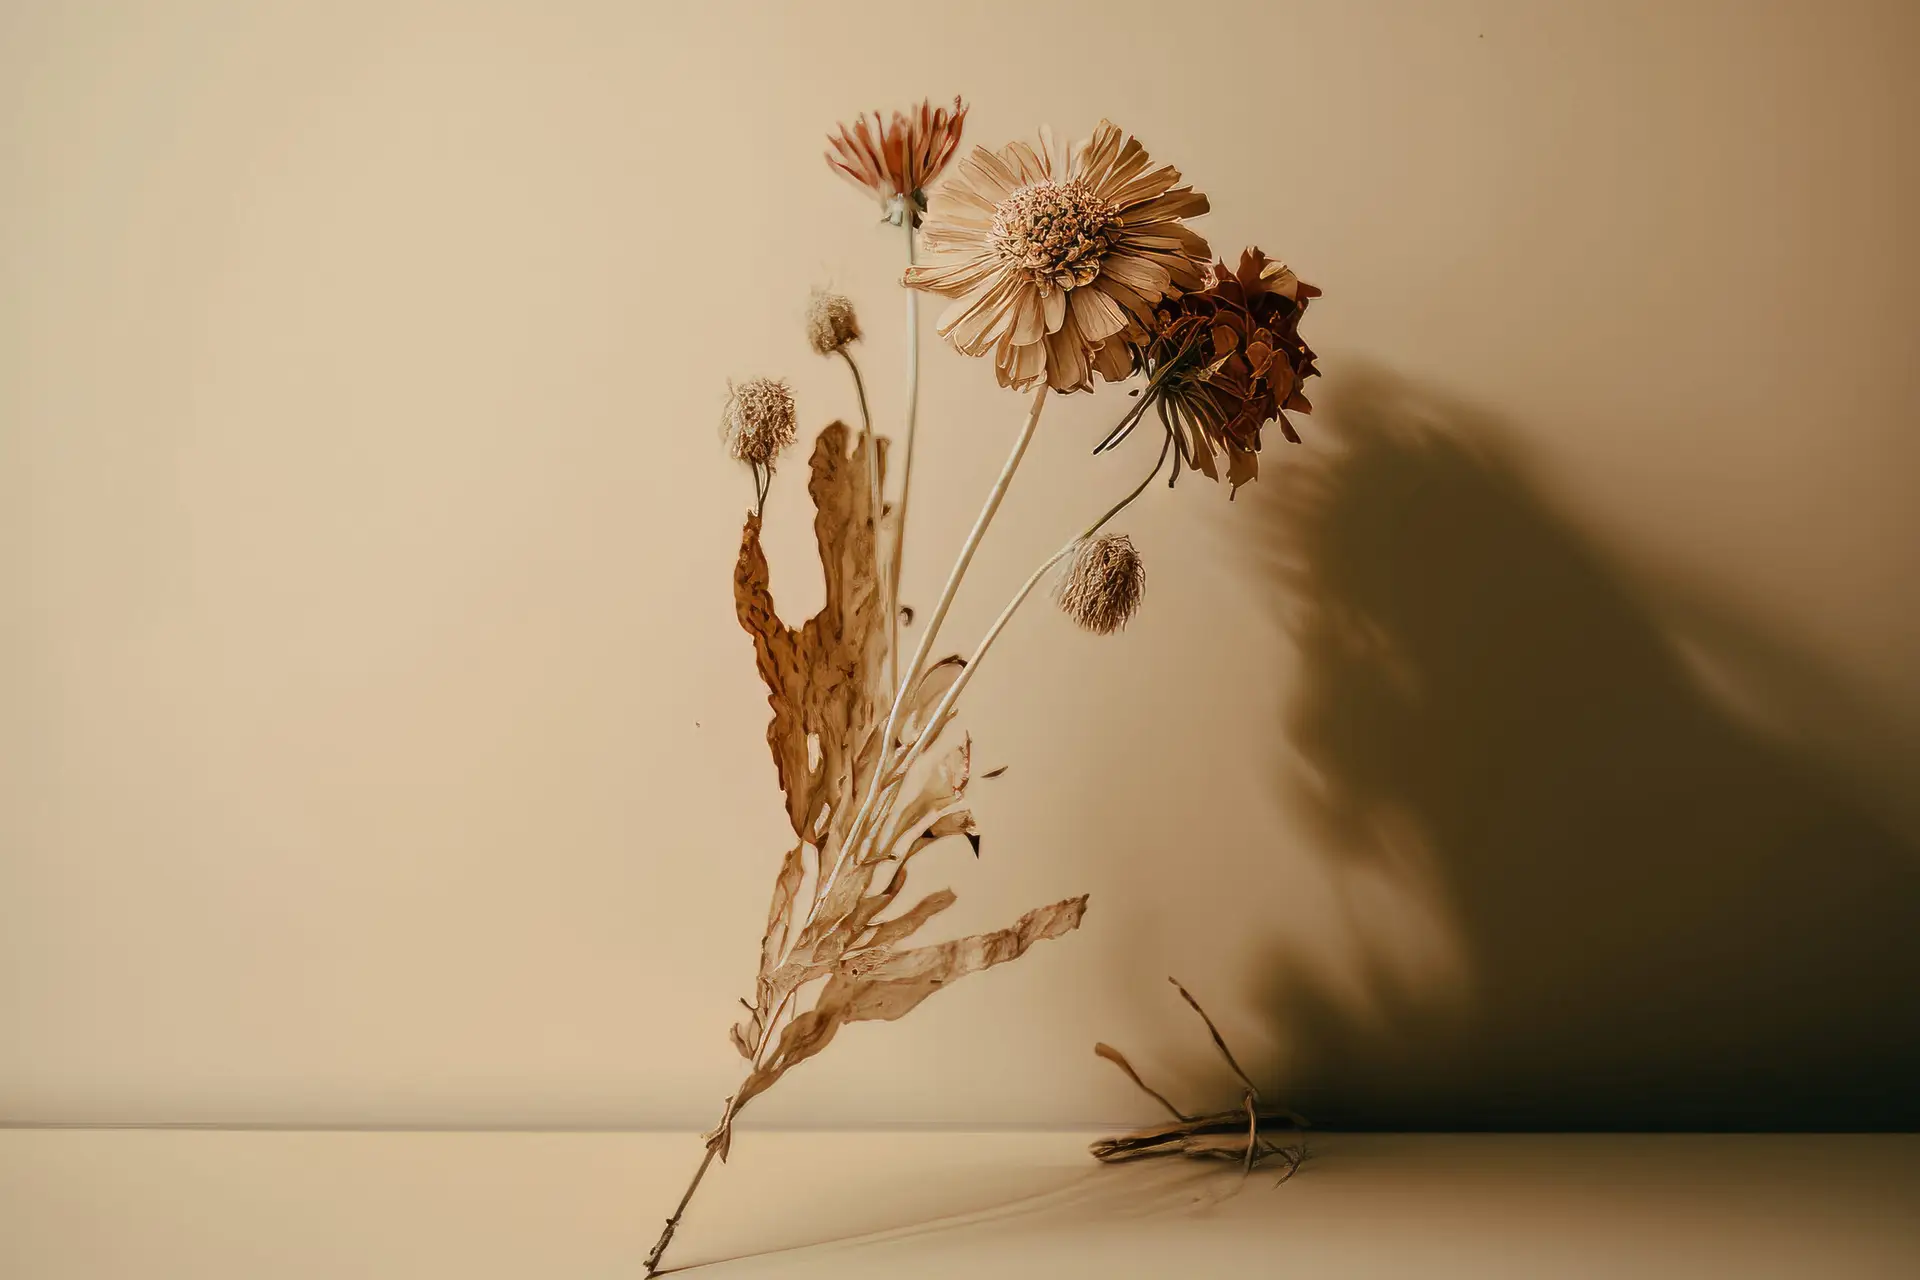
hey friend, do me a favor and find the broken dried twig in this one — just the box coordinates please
[1090,979,1311,1178]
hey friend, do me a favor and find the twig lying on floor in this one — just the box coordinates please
[1090,977,1311,1182]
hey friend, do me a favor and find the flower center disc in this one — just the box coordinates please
[990,180,1119,293]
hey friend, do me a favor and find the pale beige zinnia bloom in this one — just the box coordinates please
[903,121,1210,393]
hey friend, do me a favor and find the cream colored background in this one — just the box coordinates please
[4,0,1916,1128]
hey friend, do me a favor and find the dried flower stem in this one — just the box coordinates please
[888,217,922,707]
[805,380,1050,932]
[645,967,802,1275]
[749,464,771,519]
[644,1130,721,1274]
[838,346,893,696]
[877,430,1173,805]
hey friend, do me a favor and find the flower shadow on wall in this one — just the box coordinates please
[1242,369,1920,1131]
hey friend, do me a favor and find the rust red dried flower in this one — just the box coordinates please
[1137,248,1321,493]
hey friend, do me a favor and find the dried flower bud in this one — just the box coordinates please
[1056,533,1146,635]
[722,377,798,468]
[806,290,862,356]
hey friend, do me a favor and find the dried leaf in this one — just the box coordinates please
[903,809,978,861]
[793,850,884,957]
[733,521,810,837]
[767,950,842,1004]
[860,887,957,951]
[728,839,813,1058]
[894,655,966,754]
[760,842,807,981]
[835,894,1088,1024]
[734,895,1089,1109]
[732,423,889,853]
[803,838,930,969]
[729,426,896,1058]
[881,737,971,855]
[732,1003,844,1111]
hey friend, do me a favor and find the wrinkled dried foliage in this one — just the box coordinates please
[724,422,1088,1135]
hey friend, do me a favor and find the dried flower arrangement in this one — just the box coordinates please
[645,99,1320,1274]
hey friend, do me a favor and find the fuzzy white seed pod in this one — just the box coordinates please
[1056,533,1146,635]
[805,290,862,356]
[722,377,798,468]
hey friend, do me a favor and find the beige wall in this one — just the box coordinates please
[4,0,1916,1128]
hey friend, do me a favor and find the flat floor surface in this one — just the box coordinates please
[4,1129,1918,1277]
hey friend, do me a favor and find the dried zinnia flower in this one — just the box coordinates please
[805,290,862,356]
[722,377,798,468]
[1138,247,1320,493]
[1056,533,1146,635]
[903,121,1210,395]
[825,97,969,226]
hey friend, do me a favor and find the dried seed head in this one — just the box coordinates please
[805,290,862,356]
[1056,533,1146,635]
[990,178,1121,293]
[722,377,798,468]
